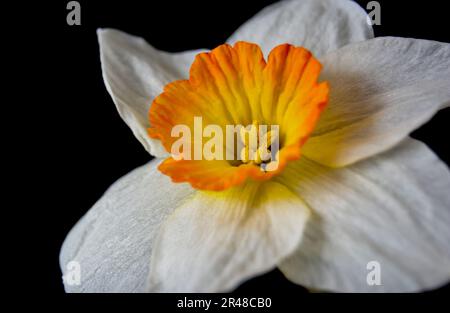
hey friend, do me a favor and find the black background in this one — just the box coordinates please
[22,0,449,296]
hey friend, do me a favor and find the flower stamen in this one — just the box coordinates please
[239,120,277,168]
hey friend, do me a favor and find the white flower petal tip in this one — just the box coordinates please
[97,28,204,158]
[59,160,195,292]
[277,138,450,292]
[146,181,310,292]
[305,37,450,167]
[227,0,374,58]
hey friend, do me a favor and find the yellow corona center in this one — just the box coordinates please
[148,41,329,191]
[239,120,276,166]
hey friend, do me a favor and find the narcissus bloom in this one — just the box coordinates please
[61,0,450,292]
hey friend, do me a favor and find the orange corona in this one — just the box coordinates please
[149,42,329,191]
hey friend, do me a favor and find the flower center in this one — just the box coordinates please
[148,41,329,191]
[239,120,278,170]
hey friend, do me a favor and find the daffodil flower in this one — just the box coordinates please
[60,0,450,292]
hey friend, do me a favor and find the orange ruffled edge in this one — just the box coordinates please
[148,41,329,191]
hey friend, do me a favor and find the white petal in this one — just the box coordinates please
[227,0,373,58]
[276,138,450,292]
[147,181,310,292]
[59,159,195,292]
[98,28,204,157]
[305,37,450,167]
